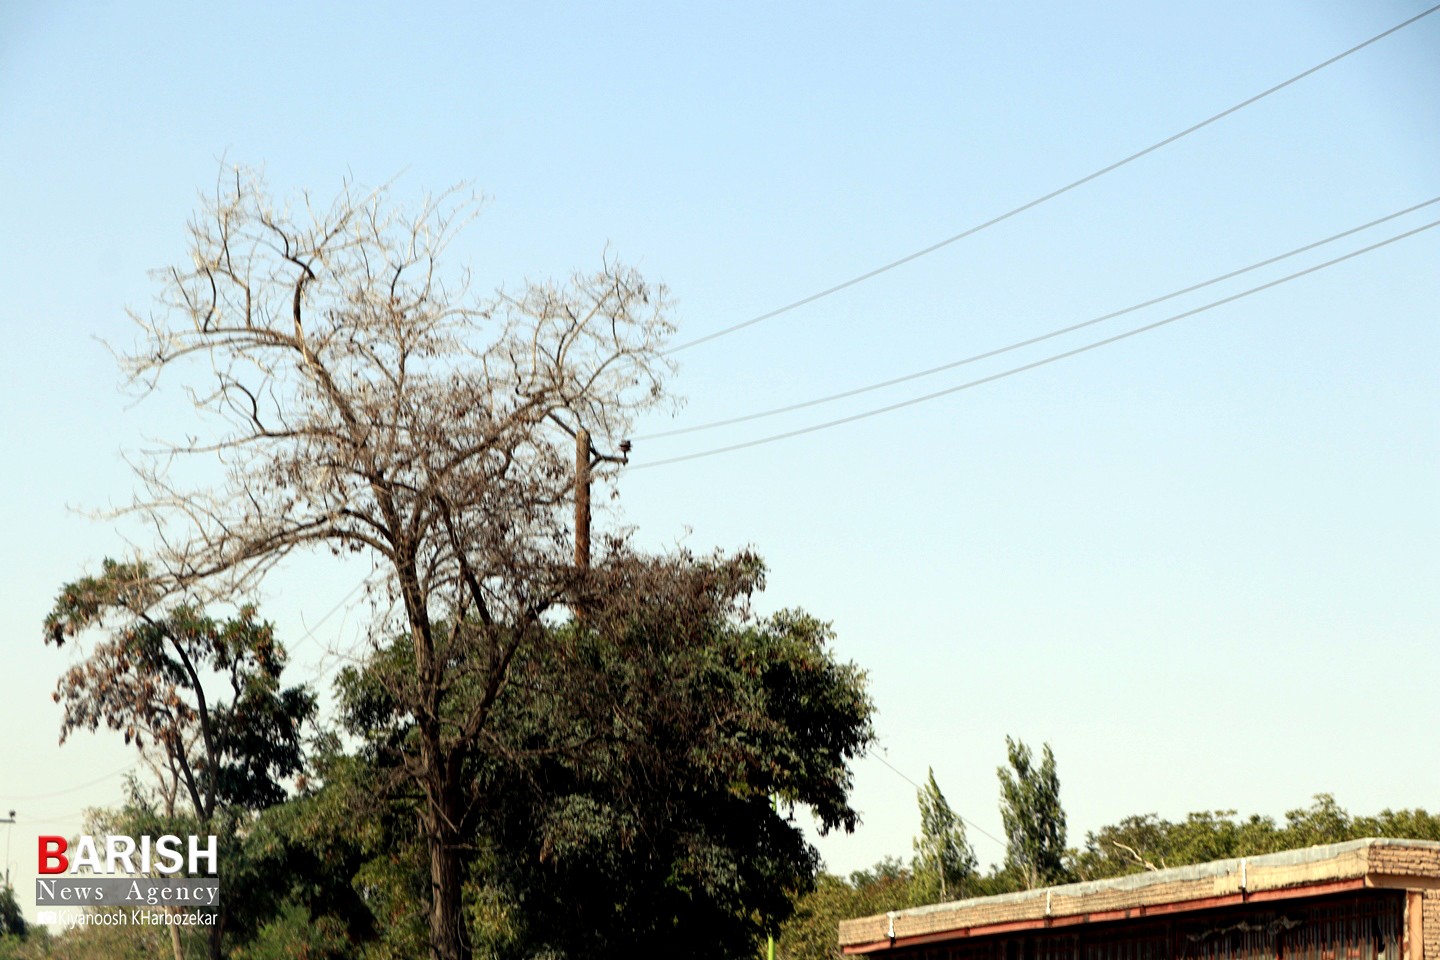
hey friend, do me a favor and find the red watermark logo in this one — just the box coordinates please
[38,835,218,876]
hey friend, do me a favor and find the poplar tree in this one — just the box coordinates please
[913,768,977,902]
[997,737,1068,889]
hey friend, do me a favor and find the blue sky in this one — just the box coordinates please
[2,0,1437,918]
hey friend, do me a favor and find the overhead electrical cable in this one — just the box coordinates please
[663,3,1440,355]
[315,647,367,685]
[4,763,138,801]
[291,577,368,653]
[641,196,1440,440]
[17,810,92,826]
[870,747,1006,848]
[302,580,374,686]
[631,217,1440,469]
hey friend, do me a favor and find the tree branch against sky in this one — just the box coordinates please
[4,1,1437,918]
[80,164,676,960]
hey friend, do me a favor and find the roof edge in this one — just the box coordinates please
[839,837,1440,950]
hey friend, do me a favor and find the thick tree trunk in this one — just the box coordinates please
[416,653,470,960]
[207,916,224,960]
[427,809,469,960]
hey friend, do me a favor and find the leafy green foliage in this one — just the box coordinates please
[912,768,978,903]
[43,560,316,821]
[501,570,870,956]
[0,913,173,960]
[43,561,318,960]
[0,927,51,960]
[0,886,26,941]
[229,904,355,960]
[339,550,875,960]
[1074,794,1440,880]
[998,738,1068,889]
[773,864,913,960]
[225,756,384,956]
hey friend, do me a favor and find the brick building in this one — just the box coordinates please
[839,839,1440,960]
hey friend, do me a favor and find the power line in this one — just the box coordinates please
[290,578,368,653]
[307,582,377,686]
[4,763,137,802]
[632,216,1440,469]
[870,748,1006,848]
[315,646,367,685]
[15,810,92,827]
[664,4,1440,355]
[641,196,1440,440]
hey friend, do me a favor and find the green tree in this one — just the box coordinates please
[42,562,316,960]
[98,164,673,960]
[1352,805,1440,842]
[997,737,1067,890]
[1282,793,1354,847]
[912,768,977,903]
[0,886,26,942]
[1073,810,1282,880]
[773,860,914,960]
[1072,795,1440,882]
[44,562,315,821]
[227,744,417,960]
[341,551,875,960]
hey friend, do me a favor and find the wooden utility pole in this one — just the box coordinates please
[553,413,629,572]
[575,427,591,570]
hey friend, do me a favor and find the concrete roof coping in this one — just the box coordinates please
[897,838,1440,920]
[839,838,1440,950]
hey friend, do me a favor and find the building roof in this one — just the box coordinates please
[840,838,1440,954]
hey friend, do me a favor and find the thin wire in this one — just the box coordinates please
[4,764,137,802]
[15,810,91,826]
[302,577,382,687]
[632,217,1440,469]
[315,646,367,685]
[290,578,367,653]
[870,748,1007,848]
[7,587,365,807]
[2,588,362,809]
[663,4,1440,355]
[642,196,1440,440]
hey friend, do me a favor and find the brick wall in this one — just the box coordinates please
[1422,890,1440,960]
[1373,846,1440,879]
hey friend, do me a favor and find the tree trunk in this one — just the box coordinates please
[418,693,469,960]
[207,916,224,960]
[428,817,469,960]
[165,905,185,960]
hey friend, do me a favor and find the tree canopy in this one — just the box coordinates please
[42,561,316,960]
[339,550,875,959]
[998,737,1067,889]
[43,165,885,960]
[43,560,314,823]
[83,164,674,960]
[912,768,977,903]
[1072,794,1440,880]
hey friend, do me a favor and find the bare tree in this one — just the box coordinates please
[107,164,674,960]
